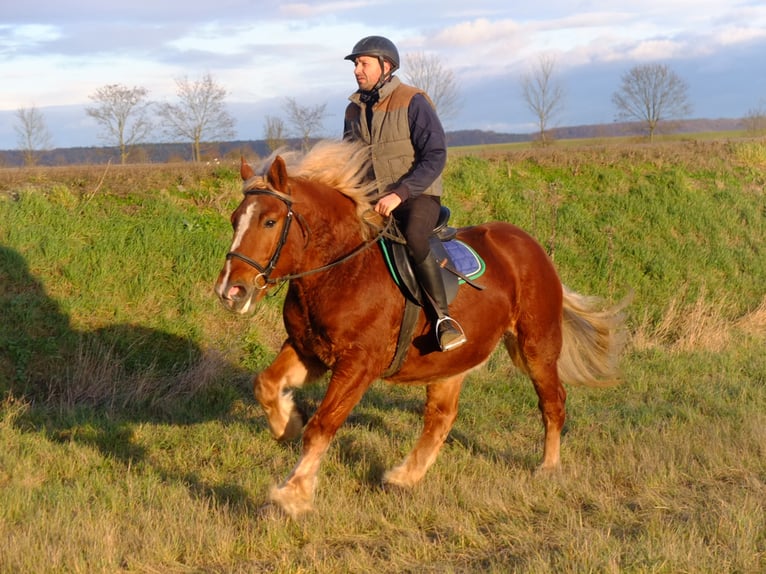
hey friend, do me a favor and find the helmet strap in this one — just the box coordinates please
[373,57,395,91]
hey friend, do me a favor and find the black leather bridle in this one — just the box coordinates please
[225,187,391,290]
[225,188,295,290]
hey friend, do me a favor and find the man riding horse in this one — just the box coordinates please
[342,36,467,351]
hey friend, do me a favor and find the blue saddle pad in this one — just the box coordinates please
[442,240,485,283]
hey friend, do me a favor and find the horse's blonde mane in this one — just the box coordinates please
[254,139,380,219]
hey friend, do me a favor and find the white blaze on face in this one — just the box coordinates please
[231,202,257,254]
[220,202,257,292]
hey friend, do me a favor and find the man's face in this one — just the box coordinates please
[353,55,389,91]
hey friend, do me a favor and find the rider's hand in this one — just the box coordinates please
[374,192,403,217]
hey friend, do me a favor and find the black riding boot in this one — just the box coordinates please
[414,255,467,351]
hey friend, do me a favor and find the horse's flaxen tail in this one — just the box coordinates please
[557,286,632,387]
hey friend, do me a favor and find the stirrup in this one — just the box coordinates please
[435,316,467,351]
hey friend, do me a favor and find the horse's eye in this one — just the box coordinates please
[264,219,277,229]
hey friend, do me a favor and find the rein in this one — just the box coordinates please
[226,187,393,290]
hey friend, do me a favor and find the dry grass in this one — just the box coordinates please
[56,342,231,410]
[737,296,766,335]
[2,345,764,573]
[632,288,766,353]
[455,135,766,171]
[0,161,225,196]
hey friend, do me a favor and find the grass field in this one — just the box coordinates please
[1,137,764,572]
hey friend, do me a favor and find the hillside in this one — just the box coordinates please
[0,118,749,167]
[1,138,764,572]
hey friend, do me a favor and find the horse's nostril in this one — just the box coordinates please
[228,284,247,301]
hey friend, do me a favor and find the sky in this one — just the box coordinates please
[1,0,765,150]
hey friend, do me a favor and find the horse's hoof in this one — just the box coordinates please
[534,463,561,477]
[255,500,288,520]
[269,485,314,518]
[277,408,305,442]
[382,467,418,490]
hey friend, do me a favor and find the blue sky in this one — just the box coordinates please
[1,0,765,149]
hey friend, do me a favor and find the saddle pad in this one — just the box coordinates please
[378,237,486,305]
[443,240,485,283]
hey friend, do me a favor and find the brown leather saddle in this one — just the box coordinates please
[379,206,485,375]
[380,206,459,307]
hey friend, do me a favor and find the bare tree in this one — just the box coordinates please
[157,73,236,162]
[521,54,565,145]
[612,63,692,142]
[264,115,288,152]
[742,101,766,135]
[403,52,461,125]
[283,97,327,152]
[85,84,153,164]
[14,106,53,166]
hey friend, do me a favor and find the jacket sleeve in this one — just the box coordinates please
[395,93,447,199]
[343,102,361,141]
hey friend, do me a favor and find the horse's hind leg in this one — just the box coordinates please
[383,373,466,488]
[531,362,567,472]
[254,339,325,441]
[504,331,566,472]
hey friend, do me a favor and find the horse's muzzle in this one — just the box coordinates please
[214,278,255,314]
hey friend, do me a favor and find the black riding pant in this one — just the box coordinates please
[393,194,441,264]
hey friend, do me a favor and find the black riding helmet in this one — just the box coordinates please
[345,35,400,82]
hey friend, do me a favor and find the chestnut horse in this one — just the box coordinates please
[215,140,628,517]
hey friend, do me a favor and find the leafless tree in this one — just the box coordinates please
[157,73,236,162]
[403,52,461,125]
[85,84,153,164]
[14,105,53,166]
[521,54,566,145]
[612,63,692,142]
[283,97,327,152]
[264,115,288,152]
[742,101,766,135]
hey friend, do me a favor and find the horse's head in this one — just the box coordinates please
[214,155,297,314]
[215,139,382,314]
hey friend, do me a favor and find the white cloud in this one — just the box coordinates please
[0,24,62,55]
[2,0,766,148]
[713,26,766,46]
[433,18,522,47]
[627,39,688,61]
[279,1,375,18]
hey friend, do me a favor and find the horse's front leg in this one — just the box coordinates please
[383,373,466,488]
[270,365,374,517]
[254,340,325,441]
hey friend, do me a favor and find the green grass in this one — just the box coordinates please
[446,140,766,318]
[0,139,764,572]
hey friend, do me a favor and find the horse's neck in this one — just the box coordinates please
[301,194,369,260]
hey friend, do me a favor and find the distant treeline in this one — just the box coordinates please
[0,140,277,167]
[0,118,745,167]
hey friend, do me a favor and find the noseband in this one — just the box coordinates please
[226,188,295,289]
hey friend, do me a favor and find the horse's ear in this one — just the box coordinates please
[240,156,255,181]
[267,156,290,193]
